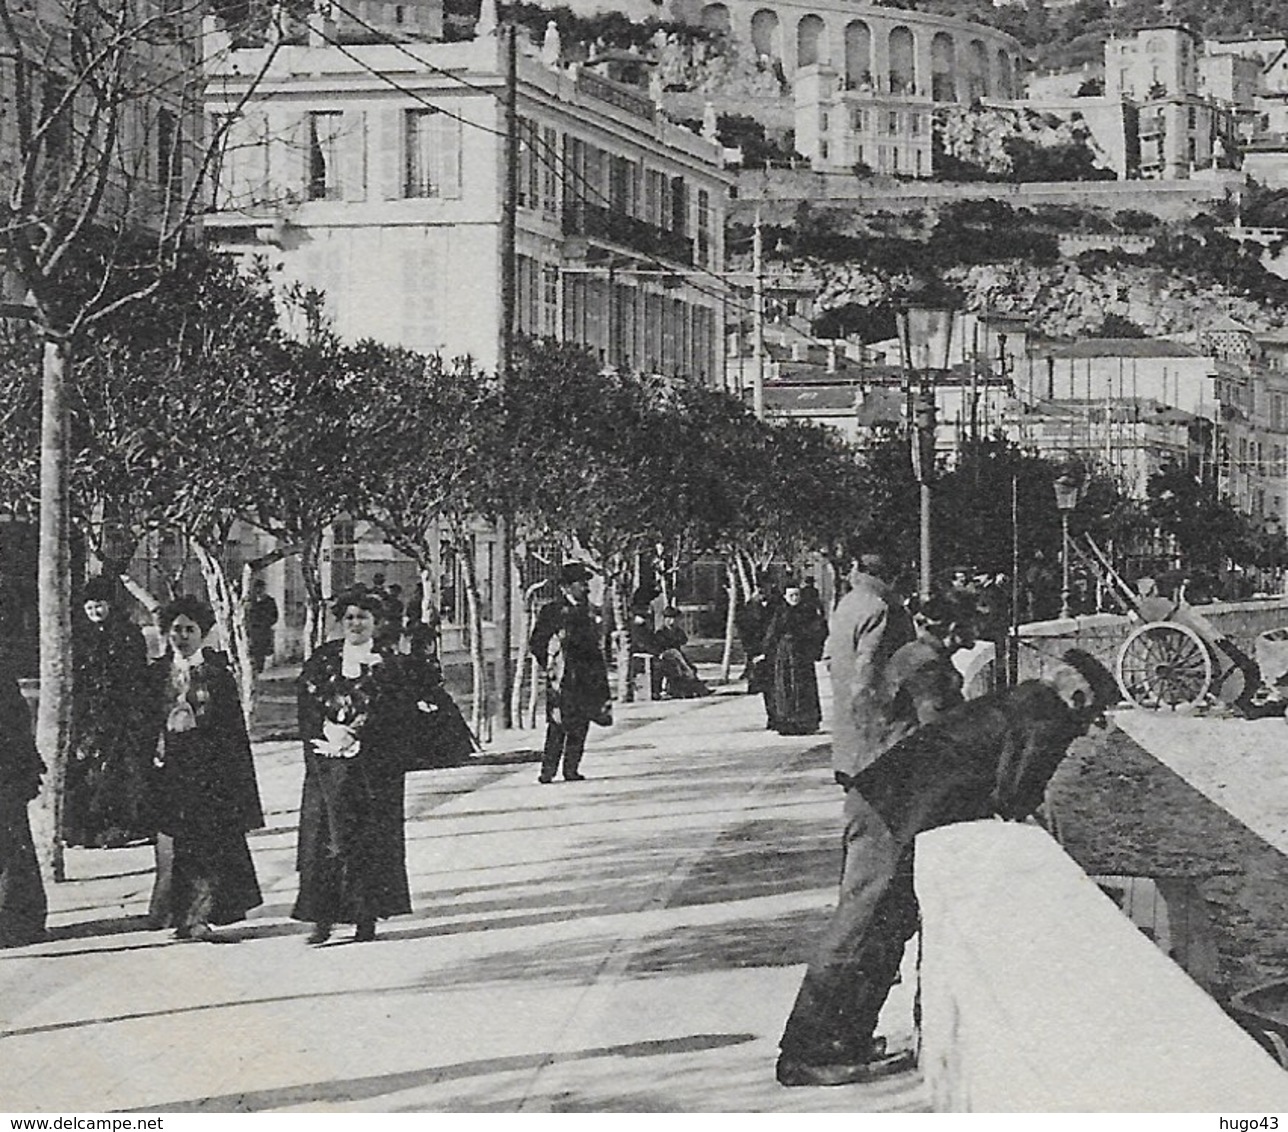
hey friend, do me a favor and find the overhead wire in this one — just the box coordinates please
[293,3,773,325]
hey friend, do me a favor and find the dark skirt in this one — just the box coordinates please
[0,794,47,948]
[770,643,822,735]
[63,737,153,847]
[147,826,263,929]
[292,755,411,925]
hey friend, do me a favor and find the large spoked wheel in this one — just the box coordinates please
[1117,621,1214,710]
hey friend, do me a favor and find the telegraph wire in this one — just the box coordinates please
[295,5,772,325]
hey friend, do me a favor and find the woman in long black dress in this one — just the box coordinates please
[0,663,46,948]
[64,577,151,848]
[293,589,424,944]
[147,597,264,942]
[761,583,827,735]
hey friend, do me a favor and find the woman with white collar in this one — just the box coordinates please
[292,588,418,945]
[147,596,264,942]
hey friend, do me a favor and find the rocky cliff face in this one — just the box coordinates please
[802,258,1288,338]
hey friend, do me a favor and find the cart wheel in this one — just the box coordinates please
[1117,621,1213,710]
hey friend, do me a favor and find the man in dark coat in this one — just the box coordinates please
[529,563,611,784]
[776,649,1118,1087]
[246,578,279,676]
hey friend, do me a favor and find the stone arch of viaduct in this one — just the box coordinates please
[693,0,1023,100]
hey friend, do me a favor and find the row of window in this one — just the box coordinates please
[276,110,717,268]
[514,256,718,381]
[818,138,925,174]
[821,108,926,136]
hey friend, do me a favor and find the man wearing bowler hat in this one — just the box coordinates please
[529,562,611,784]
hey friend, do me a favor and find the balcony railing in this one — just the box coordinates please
[575,70,655,121]
[562,201,694,266]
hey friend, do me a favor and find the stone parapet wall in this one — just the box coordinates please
[732,169,1246,219]
[917,822,1288,1111]
[1016,597,1288,687]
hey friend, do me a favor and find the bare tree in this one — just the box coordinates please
[0,0,286,878]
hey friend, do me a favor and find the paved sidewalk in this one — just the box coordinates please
[0,688,927,1113]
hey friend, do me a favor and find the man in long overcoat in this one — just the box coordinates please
[529,563,611,784]
[826,553,915,786]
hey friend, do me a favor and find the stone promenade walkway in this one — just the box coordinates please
[0,688,926,1114]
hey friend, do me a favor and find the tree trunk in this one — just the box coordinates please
[33,335,72,883]
[610,570,631,702]
[511,580,545,726]
[417,565,437,632]
[193,540,255,731]
[300,532,327,658]
[525,653,541,729]
[720,560,738,683]
[460,543,490,741]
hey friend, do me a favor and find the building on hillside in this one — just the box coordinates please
[537,0,1025,95]
[202,17,731,657]
[1204,38,1288,66]
[1104,26,1234,179]
[794,64,932,175]
[1198,50,1263,144]
[1018,26,1237,181]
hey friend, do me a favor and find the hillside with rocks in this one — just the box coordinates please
[734,200,1288,341]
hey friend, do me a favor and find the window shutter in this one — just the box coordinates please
[342,109,367,201]
[430,112,460,199]
[287,112,311,203]
[379,107,404,200]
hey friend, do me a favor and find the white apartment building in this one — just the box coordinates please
[1105,25,1230,179]
[199,15,731,656]
[795,62,932,176]
[203,23,731,383]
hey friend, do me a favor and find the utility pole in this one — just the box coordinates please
[497,20,518,729]
[915,385,936,604]
[752,205,764,419]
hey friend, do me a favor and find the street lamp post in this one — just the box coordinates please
[897,300,956,603]
[1053,471,1082,619]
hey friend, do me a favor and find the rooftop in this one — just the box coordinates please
[1045,338,1205,359]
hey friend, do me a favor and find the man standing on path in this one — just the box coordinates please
[776,649,1117,1087]
[826,552,915,789]
[529,563,611,785]
[246,578,279,677]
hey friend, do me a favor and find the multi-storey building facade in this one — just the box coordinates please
[200,15,731,657]
[203,24,730,382]
[794,65,931,176]
[1104,25,1231,179]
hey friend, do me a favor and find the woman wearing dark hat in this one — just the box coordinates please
[760,582,827,736]
[292,588,423,944]
[146,596,264,941]
[63,576,151,848]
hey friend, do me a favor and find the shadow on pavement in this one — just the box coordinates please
[134,1033,759,1113]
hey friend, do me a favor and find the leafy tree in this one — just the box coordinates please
[0,0,285,879]
[1146,463,1256,573]
[1092,313,1148,338]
